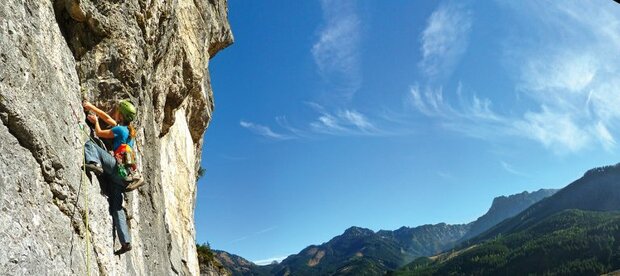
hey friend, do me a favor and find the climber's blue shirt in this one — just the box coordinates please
[111,125,134,150]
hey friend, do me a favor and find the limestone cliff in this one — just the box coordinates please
[0,0,232,275]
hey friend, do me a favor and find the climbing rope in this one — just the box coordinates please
[79,124,91,276]
[72,90,98,275]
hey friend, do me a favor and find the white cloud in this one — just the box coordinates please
[419,2,472,80]
[229,235,249,244]
[275,116,308,138]
[408,85,503,126]
[513,107,589,153]
[242,104,386,140]
[408,86,430,115]
[309,105,380,136]
[312,0,362,100]
[253,255,289,266]
[508,2,620,153]
[239,121,291,140]
[594,121,616,151]
[408,1,620,154]
[313,114,345,132]
[587,79,620,123]
[515,106,590,152]
[520,53,597,93]
[340,110,372,130]
[257,226,278,234]
[229,226,279,244]
[407,85,594,154]
[500,161,526,176]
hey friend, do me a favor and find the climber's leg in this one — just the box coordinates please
[110,182,131,246]
[84,140,101,163]
[94,143,118,177]
[87,141,132,250]
[83,140,103,175]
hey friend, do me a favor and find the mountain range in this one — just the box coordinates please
[395,210,620,275]
[205,163,620,275]
[207,188,557,275]
[395,163,620,275]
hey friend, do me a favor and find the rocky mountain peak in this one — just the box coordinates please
[343,226,375,237]
[460,188,557,241]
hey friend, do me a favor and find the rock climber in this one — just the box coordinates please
[82,99,144,254]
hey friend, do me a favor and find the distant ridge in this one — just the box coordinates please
[473,163,620,243]
[212,250,274,276]
[272,223,469,276]
[395,163,620,275]
[460,188,558,241]
[213,188,555,275]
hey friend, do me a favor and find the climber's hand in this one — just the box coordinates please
[87,114,98,124]
[82,101,93,111]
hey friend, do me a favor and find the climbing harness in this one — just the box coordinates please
[114,143,138,180]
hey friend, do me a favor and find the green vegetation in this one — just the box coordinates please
[271,225,466,275]
[211,249,276,276]
[331,257,395,276]
[196,243,227,273]
[393,210,620,275]
[461,189,557,241]
[196,166,206,182]
[273,233,405,275]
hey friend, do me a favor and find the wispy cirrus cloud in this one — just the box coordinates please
[594,121,616,151]
[229,226,279,244]
[407,84,611,154]
[307,103,381,136]
[500,161,527,177]
[512,107,591,153]
[408,85,506,138]
[503,1,620,153]
[519,52,597,94]
[240,103,387,140]
[244,1,620,154]
[242,1,368,141]
[312,0,361,100]
[239,121,292,140]
[408,1,620,154]
[419,2,472,80]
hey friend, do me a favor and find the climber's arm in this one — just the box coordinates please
[83,101,117,126]
[87,114,114,139]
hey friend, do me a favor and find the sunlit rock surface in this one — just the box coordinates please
[0,0,232,274]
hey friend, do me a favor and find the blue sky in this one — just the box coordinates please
[195,0,620,264]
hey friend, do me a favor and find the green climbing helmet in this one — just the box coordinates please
[118,99,137,122]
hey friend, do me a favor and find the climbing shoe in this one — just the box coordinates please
[125,175,145,192]
[114,243,132,255]
[84,162,103,176]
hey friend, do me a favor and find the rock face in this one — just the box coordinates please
[0,0,232,275]
[460,188,558,241]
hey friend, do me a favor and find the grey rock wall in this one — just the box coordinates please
[0,0,232,275]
